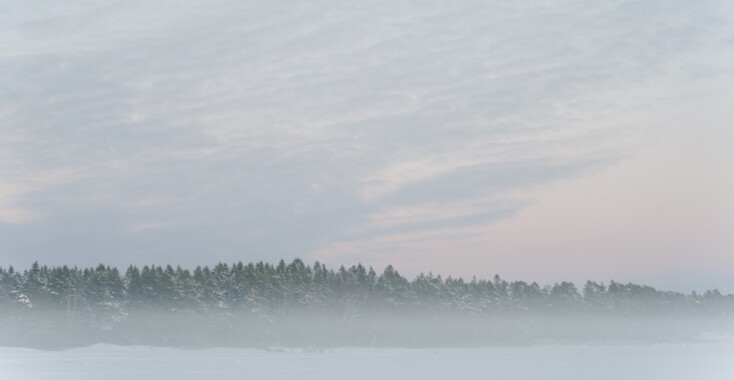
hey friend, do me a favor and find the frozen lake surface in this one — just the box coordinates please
[2,341,733,379]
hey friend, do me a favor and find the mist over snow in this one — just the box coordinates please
[2,260,733,350]
[4,343,734,380]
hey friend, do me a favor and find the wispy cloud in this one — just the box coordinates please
[1,0,732,279]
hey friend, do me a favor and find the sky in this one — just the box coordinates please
[2,0,733,292]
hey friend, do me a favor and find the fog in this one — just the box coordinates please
[2,261,733,350]
[3,301,734,379]
[4,342,734,380]
[2,262,733,378]
[5,311,733,350]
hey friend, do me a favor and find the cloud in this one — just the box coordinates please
[0,0,732,283]
[0,206,41,225]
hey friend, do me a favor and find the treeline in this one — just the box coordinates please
[1,260,732,348]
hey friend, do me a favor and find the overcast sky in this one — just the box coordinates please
[2,0,733,292]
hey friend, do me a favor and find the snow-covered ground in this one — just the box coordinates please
[2,341,733,380]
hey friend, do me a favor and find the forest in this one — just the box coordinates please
[1,260,732,349]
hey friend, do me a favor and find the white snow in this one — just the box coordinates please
[2,342,733,380]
